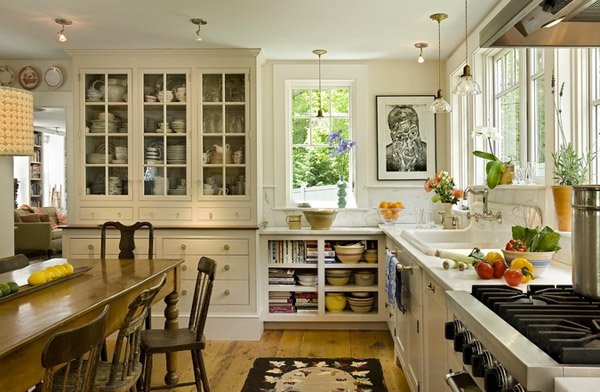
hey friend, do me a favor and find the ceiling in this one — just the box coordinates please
[0,0,499,61]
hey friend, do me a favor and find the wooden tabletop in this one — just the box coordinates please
[0,257,183,390]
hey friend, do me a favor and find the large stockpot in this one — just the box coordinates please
[572,185,600,298]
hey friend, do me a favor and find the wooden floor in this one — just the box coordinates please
[148,329,409,392]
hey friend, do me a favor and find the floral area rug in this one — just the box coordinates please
[240,357,387,392]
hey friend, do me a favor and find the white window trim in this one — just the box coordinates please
[272,63,367,209]
[286,80,355,207]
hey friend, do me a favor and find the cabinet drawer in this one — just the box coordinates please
[178,255,248,280]
[69,238,154,258]
[197,208,251,221]
[177,280,249,309]
[79,207,133,221]
[423,276,446,308]
[163,238,248,255]
[139,208,192,221]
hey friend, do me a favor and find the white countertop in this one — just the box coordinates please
[259,226,384,235]
[555,377,600,392]
[381,225,573,291]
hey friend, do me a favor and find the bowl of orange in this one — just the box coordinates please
[378,201,404,224]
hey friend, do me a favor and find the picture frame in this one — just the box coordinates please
[376,95,436,180]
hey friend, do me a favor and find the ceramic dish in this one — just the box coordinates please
[18,66,40,90]
[43,66,63,89]
[0,65,15,86]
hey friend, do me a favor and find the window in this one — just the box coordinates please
[529,48,545,165]
[493,49,522,162]
[289,83,353,207]
[592,49,600,180]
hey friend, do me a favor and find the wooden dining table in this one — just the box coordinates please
[0,257,184,391]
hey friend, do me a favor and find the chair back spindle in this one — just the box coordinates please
[100,221,154,259]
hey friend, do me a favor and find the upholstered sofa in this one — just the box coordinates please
[14,207,62,257]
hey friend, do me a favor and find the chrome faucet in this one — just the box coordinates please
[464,187,502,223]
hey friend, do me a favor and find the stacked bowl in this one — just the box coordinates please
[325,293,347,312]
[334,243,365,263]
[501,249,554,275]
[353,270,376,286]
[347,294,375,313]
[326,269,351,286]
[297,272,318,287]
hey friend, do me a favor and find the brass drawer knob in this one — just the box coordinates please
[181,244,186,250]
[224,264,231,271]
[223,244,230,251]
[181,289,187,296]
[182,265,187,271]
[88,244,94,250]
[224,289,230,296]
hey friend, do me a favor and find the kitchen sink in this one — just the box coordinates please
[401,226,508,255]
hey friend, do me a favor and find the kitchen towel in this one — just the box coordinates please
[385,250,398,309]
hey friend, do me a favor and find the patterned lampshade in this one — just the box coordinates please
[0,86,33,156]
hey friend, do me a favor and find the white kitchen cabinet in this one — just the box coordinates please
[259,229,386,324]
[387,239,423,392]
[422,272,450,392]
[62,227,262,340]
[68,50,261,225]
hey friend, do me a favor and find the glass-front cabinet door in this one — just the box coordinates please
[82,71,131,197]
[200,71,248,198]
[141,71,190,198]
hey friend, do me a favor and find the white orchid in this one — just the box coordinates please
[473,125,502,141]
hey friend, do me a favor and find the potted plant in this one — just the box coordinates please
[327,130,356,208]
[551,75,595,231]
[472,126,513,189]
[424,170,464,227]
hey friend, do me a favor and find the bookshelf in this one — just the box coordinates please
[29,129,43,206]
[259,228,386,324]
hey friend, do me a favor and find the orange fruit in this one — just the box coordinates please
[390,201,402,208]
[391,210,400,219]
[379,201,389,209]
[383,209,394,219]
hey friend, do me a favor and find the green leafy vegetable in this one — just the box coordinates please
[511,225,561,252]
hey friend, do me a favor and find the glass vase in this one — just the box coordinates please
[337,176,347,208]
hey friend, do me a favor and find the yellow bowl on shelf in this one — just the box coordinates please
[302,209,338,230]
[326,276,350,286]
[325,293,347,312]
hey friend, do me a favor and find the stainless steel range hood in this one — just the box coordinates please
[481,0,600,47]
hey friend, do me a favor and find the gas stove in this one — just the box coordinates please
[445,285,600,392]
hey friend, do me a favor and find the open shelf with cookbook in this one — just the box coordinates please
[259,228,386,325]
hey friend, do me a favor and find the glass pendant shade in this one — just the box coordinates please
[312,109,329,130]
[454,65,482,95]
[429,89,452,113]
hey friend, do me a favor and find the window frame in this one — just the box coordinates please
[287,81,355,207]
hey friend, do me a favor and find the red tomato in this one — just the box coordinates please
[475,261,494,279]
[492,260,507,279]
[504,269,523,286]
[506,243,513,251]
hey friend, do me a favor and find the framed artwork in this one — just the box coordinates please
[18,66,40,90]
[376,95,436,180]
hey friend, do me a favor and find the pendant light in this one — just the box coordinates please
[312,49,328,129]
[429,13,451,113]
[414,42,428,64]
[191,18,207,42]
[454,0,481,95]
[55,18,72,43]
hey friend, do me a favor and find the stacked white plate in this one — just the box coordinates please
[167,144,186,164]
[108,176,123,195]
[347,295,375,313]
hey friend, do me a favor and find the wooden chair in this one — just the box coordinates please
[40,305,109,392]
[100,221,154,260]
[139,257,216,392]
[100,221,154,330]
[0,253,29,274]
[93,274,166,392]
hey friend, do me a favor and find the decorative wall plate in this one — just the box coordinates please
[18,66,40,90]
[43,66,63,89]
[0,65,15,86]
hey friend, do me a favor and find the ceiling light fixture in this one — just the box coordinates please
[454,0,481,96]
[429,13,451,113]
[414,42,428,64]
[191,18,207,42]
[313,49,328,129]
[55,18,72,43]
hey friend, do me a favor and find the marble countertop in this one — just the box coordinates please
[259,226,384,235]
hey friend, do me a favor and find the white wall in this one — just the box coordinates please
[262,59,448,227]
